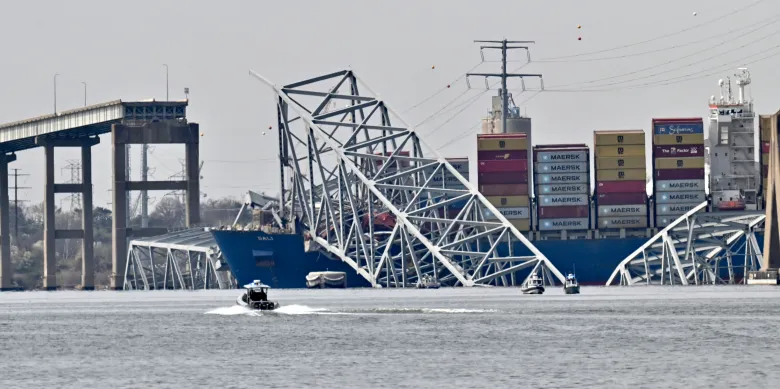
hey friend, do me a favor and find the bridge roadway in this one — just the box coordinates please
[0,100,202,290]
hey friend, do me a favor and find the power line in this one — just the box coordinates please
[9,168,30,239]
[539,0,768,61]
[400,61,484,114]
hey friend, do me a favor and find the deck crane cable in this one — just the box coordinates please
[538,11,780,63]
[401,61,484,114]
[545,41,780,92]
[539,0,768,60]
[547,22,780,89]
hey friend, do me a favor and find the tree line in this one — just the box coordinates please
[9,196,248,289]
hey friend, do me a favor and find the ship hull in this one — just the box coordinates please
[212,229,763,288]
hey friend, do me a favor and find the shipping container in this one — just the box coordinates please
[762,153,769,166]
[444,158,470,173]
[479,184,528,196]
[593,130,645,146]
[654,157,705,170]
[507,219,531,231]
[538,205,590,219]
[537,194,589,207]
[654,179,705,192]
[652,119,703,135]
[598,204,647,217]
[653,144,705,157]
[654,168,705,180]
[760,115,772,140]
[655,191,706,204]
[374,151,411,168]
[762,165,768,176]
[478,150,527,160]
[596,192,647,206]
[596,180,646,193]
[655,202,701,216]
[538,218,589,231]
[762,141,771,154]
[534,162,588,174]
[534,150,588,163]
[429,176,467,187]
[536,183,589,195]
[478,171,528,185]
[485,195,529,207]
[596,169,646,181]
[595,156,646,170]
[478,159,528,173]
[599,216,648,229]
[595,145,645,157]
[477,134,528,151]
[483,206,531,220]
[655,216,680,228]
[535,172,588,185]
[653,133,705,146]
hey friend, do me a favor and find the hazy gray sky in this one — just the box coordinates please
[1,0,777,209]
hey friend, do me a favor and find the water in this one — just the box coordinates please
[1,286,780,388]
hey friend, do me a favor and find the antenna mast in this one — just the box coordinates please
[466,39,543,133]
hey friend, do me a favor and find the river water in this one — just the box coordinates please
[1,286,779,388]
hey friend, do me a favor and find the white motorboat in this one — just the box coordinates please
[236,280,280,311]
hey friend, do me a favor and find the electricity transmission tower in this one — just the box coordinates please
[61,160,82,211]
[9,168,30,238]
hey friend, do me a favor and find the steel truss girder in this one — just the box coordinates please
[606,201,766,286]
[122,229,235,290]
[251,68,564,288]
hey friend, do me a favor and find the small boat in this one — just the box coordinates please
[564,273,580,295]
[521,272,545,294]
[306,271,347,288]
[236,280,280,311]
[416,274,441,289]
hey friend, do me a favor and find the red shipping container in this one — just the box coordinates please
[596,180,646,193]
[478,133,526,139]
[597,192,647,206]
[653,144,704,158]
[478,150,528,160]
[479,184,529,196]
[538,205,590,219]
[762,141,771,154]
[535,143,588,149]
[478,159,528,173]
[654,168,705,180]
[478,171,528,185]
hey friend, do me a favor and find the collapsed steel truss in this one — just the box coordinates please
[123,228,235,290]
[606,202,766,286]
[251,69,564,288]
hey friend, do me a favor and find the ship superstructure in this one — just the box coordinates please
[707,68,759,211]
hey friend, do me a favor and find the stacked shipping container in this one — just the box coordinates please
[760,115,772,204]
[431,158,470,218]
[593,130,649,229]
[533,144,591,231]
[651,118,706,227]
[477,133,531,230]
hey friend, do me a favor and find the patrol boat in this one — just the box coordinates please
[564,273,580,294]
[521,272,545,294]
[236,280,281,311]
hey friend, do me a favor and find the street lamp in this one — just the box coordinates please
[54,73,60,113]
[81,82,87,106]
[163,64,169,101]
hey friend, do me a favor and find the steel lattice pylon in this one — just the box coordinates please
[606,201,766,286]
[250,69,564,288]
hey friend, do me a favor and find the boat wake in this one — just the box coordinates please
[205,305,497,316]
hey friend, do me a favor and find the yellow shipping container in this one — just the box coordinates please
[763,153,769,166]
[596,168,646,181]
[593,131,645,146]
[653,133,705,146]
[486,195,529,207]
[477,137,528,151]
[506,218,531,231]
[595,145,645,157]
[760,115,773,141]
[596,156,646,170]
[654,157,705,169]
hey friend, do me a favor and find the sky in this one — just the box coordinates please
[0,0,778,211]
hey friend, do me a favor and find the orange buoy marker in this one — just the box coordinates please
[431,65,435,69]
[577,25,581,29]
[200,132,204,137]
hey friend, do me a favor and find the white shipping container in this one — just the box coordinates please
[536,150,588,163]
[655,202,701,216]
[537,194,589,207]
[655,191,706,204]
[536,183,589,195]
[482,206,530,220]
[598,204,647,217]
[535,162,588,173]
[536,172,589,184]
[538,217,590,231]
[655,179,705,192]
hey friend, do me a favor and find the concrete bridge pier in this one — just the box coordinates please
[110,121,200,290]
[750,112,780,284]
[36,136,100,291]
[0,153,16,291]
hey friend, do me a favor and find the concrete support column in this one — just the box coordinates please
[0,153,16,291]
[43,145,57,290]
[111,137,127,290]
[81,144,94,290]
[185,123,200,227]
